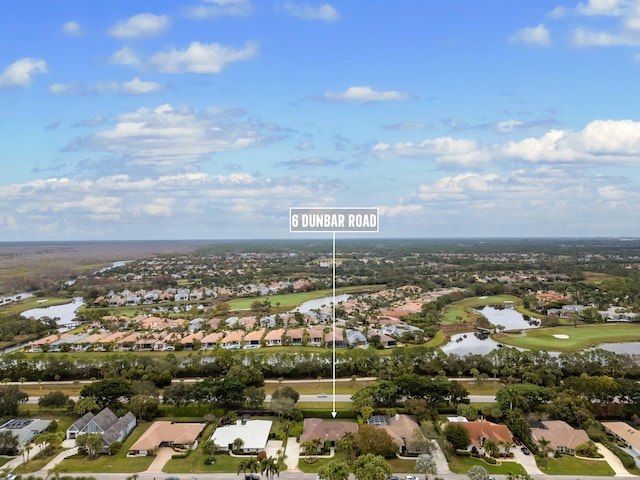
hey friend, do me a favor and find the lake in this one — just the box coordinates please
[21,296,84,329]
[293,294,352,314]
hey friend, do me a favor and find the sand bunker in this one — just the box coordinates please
[553,334,570,339]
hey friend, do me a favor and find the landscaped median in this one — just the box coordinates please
[493,323,640,352]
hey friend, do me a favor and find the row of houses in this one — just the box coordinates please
[448,418,591,457]
[28,325,398,353]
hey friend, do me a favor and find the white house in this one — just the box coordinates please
[211,419,272,453]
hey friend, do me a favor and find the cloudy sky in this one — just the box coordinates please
[1,0,639,241]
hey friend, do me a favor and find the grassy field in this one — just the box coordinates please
[227,285,384,311]
[448,456,527,475]
[537,455,615,476]
[441,295,522,326]
[494,323,640,352]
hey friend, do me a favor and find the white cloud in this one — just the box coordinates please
[0,58,47,88]
[564,0,640,48]
[387,166,640,236]
[142,41,257,73]
[503,119,640,161]
[497,120,525,132]
[0,172,344,239]
[383,121,432,131]
[62,21,82,36]
[122,78,165,94]
[372,137,489,166]
[373,119,640,166]
[184,0,252,18]
[324,86,410,103]
[109,47,141,66]
[49,78,164,95]
[108,13,170,38]
[509,24,552,46]
[571,26,640,45]
[65,103,281,168]
[576,0,628,16]
[282,1,340,21]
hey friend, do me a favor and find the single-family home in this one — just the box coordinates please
[66,407,136,453]
[211,419,272,453]
[300,418,358,450]
[243,329,265,349]
[128,421,206,456]
[220,330,245,349]
[367,414,427,454]
[450,420,513,456]
[201,332,224,350]
[308,325,325,346]
[264,328,285,346]
[530,420,589,455]
[602,422,640,456]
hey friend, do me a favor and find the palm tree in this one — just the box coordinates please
[232,437,245,453]
[237,457,260,477]
[537,437,551,457]
[483,438,500,458]
[261,456,280,480]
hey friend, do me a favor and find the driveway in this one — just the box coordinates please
[285,437,301,472]
[595,442,633,477]
[145,447,175,473]
[511,447,543,475]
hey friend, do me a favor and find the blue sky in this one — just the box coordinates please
[1,0,639,241]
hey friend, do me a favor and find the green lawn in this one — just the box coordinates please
[494,323,640,352]
[448,456,527,475]
[442,295,522,326]
[537,455,615,476]
[227,285,384,311]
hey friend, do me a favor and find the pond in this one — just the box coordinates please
[293,294,352,314]
[21,296,84,329]
[477,305,540,330]
[441,332,507,356]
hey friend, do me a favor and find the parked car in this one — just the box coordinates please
[405,476,418,480]
[165,477,179,480]
[387,476,399,480]
[245,475,259,480]
[521,447,531,455]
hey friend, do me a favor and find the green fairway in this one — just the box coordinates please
[227,285,384,311]
[494,323,640,351]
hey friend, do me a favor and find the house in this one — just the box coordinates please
[368,331,397,348]
[451,420,513,455]
[202,332,224,350]
[325,329,345,348]
[345,329,367,347]
[367,414,427,454]
[180,331,204,350]
[220,330,245,349]
[243,329,265,348]
[128,421,206,456]
[602,422,640,456]
[211,419,272,453]
[530,420,589,455]
[66,407,136,453]
[300,418,358,450]
[264,328,285,346]
[0,418,52,452]
[308,325,324,346]
[288,328,306,345]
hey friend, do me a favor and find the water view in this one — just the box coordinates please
[293,294,352,314]
[21,297,84,329]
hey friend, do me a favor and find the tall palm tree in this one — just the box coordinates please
[261,456,280,480]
